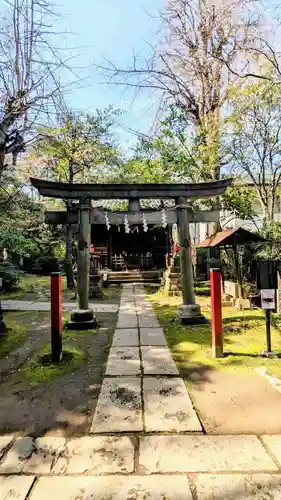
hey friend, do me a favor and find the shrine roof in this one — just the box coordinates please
[196,227,266,248]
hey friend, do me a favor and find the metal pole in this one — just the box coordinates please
[266,309,272,353]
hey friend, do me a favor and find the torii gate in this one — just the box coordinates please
[30,178,231,328]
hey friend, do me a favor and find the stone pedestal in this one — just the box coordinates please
[178,304,208,325]
[67,309,97,330]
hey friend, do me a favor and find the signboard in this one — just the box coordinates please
[261,289,276,310]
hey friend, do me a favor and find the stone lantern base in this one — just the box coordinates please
[178,304,208,325]
[67,309,97,330]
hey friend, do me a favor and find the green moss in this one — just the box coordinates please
[2,273,67,300]
[0,313,29,359]
[147,290,281,379]
[194,286,210,296]
[21,343,86,387]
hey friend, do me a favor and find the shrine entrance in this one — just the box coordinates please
[30,177,231,328]
[92,224,168,270]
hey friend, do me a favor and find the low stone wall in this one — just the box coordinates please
[224,281,239,299]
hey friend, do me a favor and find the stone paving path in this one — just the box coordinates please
[2,434,281,498]
[2,300,118,313]
[90,284,202,433]
[2,284,281,498]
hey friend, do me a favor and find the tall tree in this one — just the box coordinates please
[0,0,75,188]
[35,108,120,183]
[229,80,281,223]
[103,0,255,172]
[32,107,121,287]
[101,0,256,230]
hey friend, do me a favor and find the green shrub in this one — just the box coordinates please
[33,254,61,274]
[0,261,21,292]
[194,286,210,296]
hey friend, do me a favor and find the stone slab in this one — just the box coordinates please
[0,436,13,458]
[140,327,167,346]
[141,346,179,375]
[139,435,278,473]
[0,437,66,474]
[0,476,35,500]
[136,306,154,313]
[118,313,138,320]
[119,305,136,313]
[138,314,160,328]
[29,475,192,499]
[117,317,138,323]
[90,377,143,433]
[112,328,139,347]
[261,435,281,466]
[117,314,138,328]
[106,347,141,376]
[195,474,281,499]
[52,436,134,475]
[23,438,66,474]
[143,377,202,432]
[0,437,34,474]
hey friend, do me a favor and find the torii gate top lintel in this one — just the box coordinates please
[30,178,232,200]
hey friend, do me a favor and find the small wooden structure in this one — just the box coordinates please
[197,227,265,305]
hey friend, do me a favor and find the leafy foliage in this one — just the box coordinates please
[32,108,121,183]
[0,191,64,273]
[229,80,281,222]
[258,221,281,260]
[222,186,257,223]
[0,261,21,292]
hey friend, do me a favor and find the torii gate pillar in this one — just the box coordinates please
[177,197,207,324]
[67,199,96,330]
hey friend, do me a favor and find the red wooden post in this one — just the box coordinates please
[210,268,223,358]
[50,272,62,362]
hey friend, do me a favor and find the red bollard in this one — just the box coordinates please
[50,272,62,362]
[210,268,223,358]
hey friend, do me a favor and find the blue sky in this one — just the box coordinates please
[54,0,164,150]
